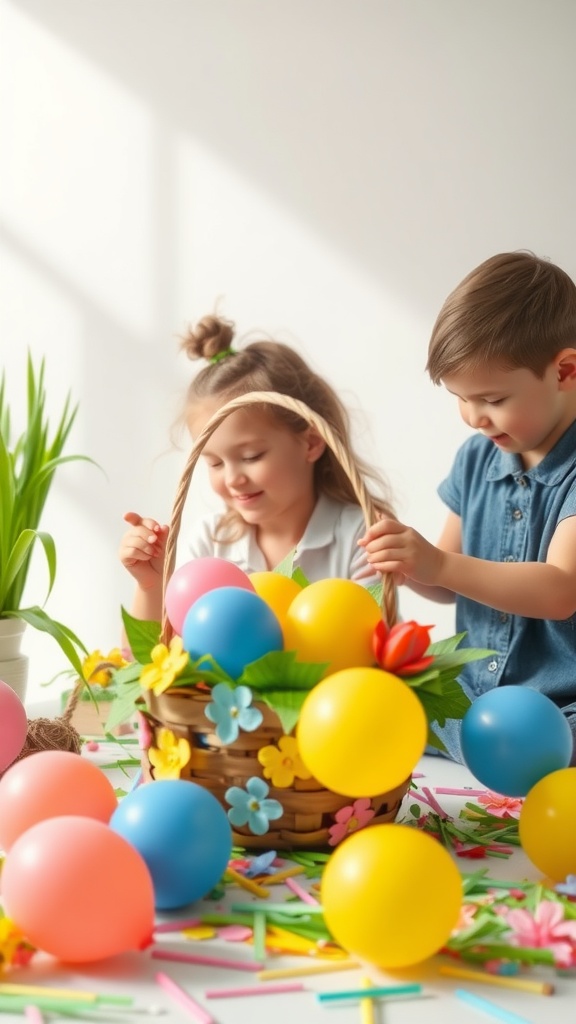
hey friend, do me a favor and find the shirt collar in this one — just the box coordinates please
[296,494,345,552]
[485,417,576,486]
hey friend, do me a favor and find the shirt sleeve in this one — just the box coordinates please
[437,440,471,517]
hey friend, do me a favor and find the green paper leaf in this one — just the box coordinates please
[272,548,296,578]
[104,681,143,730]
[120,607,161,663]
[366,581,384,606]
[418,677,472,726]
[259,689,310,734]
[291,566,310,588]
[239,649,328,692]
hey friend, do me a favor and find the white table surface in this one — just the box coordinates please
[0,701,572,1024]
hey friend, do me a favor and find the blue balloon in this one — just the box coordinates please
[182,585,283,678]
[110,780,232,910]
[461,686,573,797]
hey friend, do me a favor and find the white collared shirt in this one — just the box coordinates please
[187,493,380,588]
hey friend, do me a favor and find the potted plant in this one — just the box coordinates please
[0,354,90,701]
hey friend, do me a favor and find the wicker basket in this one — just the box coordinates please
[141,390,408,849]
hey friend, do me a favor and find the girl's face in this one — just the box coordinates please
[442,358,576,468]
[189,402,325,529]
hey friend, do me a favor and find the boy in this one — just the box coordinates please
[361,251,576,761]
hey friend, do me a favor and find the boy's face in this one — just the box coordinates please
[442,359,575,468]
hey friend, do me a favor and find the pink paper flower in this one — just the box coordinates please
[477,791,523,818]
[328,798,375,846]
[452,903,477,935]
[503,900,576,966]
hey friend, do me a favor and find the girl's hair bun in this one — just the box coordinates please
[181,314,235,361]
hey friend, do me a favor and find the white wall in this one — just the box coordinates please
[1,0,575,702]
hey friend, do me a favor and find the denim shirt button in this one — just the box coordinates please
[500,613,508,623]
[488,660,498,672]
[512,508,523,520]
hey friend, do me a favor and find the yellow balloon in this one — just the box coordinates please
[297,667,427,796]
[322,824,462,968]
[519,768,576,881]
[249,572,302,636]
[284,579,381,674]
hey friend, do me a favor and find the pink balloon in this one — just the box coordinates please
[0,680,28,773]
[2,816,155,962]
[0,750,118,851]
[165,557,255,635]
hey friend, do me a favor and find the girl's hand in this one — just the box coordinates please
[119,511,169,591]
[358,517,444,586]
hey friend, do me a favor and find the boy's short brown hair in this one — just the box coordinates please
[426,251,576,383]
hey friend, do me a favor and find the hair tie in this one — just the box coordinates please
[209,347,237,365]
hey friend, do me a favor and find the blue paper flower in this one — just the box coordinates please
[225,776,283,836]
[555,875,576,898]
[205,683,263,744]
[245,850,278,878]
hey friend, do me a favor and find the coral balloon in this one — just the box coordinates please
[110,779,232,909]
[284,579,381,674]
[2,816,155,962]
[519,768,576,881]
[0,679,28,773]
[461,686,572,796]
[0,750,118,851]
[322,824,462,968]
[165,557,254,636]
[297,667,427,796]
[182,586,283,678]
[249,572,302,636]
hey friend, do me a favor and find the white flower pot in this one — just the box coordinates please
[0,619,29,704]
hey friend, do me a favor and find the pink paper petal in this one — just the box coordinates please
[218,925,253,942]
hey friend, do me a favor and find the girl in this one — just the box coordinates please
[119,314,395,623]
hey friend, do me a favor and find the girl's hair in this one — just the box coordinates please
[180,314,394,540]
[427,251,576,383]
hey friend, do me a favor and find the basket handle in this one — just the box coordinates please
[160,390,397,640]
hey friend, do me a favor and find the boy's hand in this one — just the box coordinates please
[359,517,444,586]
[119,511,169,591]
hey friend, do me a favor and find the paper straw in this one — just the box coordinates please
[455,988,535,1024]
[258,960,359,980]
[0,996,103,1015]
[155,972,213,1024]
[434,787,488,797]
[152,948,261,971]
[253,909,267,963]
[285,877,320,905]
[0,985,95,1002]
[359,977,375,1024]
[439,964,553,995]
[262,866,306,885]
[231,901,324,916]
[420,786,447,816]
[0,985,132,1005]
[154,917,201,934]
[225,867,270,899]
[317,983,422,1002]
[204,982,305,999]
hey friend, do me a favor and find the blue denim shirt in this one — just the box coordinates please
[435,418,576,761]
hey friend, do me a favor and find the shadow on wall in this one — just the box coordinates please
[12,0,576,315]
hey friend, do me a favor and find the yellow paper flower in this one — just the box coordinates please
[82,647,129,687]
[257,735,312,788]
[139,637,189,696]
[149,727,191,780]
[0,916,34,970]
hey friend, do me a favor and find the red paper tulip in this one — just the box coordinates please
[373,620,434,676]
